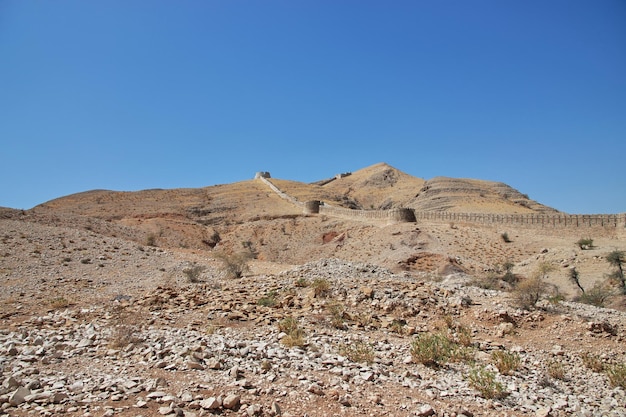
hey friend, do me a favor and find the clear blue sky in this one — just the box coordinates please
[1,1,625,214]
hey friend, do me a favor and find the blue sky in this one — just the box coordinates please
[1,1,625,213]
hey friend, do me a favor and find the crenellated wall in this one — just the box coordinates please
[414,211,626,228]
[256,173,625,228]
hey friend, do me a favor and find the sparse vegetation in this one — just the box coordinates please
[339,340,375,364]
[311,277,331,298]
[606,250,625,294]
[258,290,278,307]
[278,316,306,348]
[49,297,71,309]
[214,250,253,278]
[501,232,511,243]
[295,277,309,287]
[581,353,604,373]
[409,331,469,367]
[569,267,584,294]
[501,260,517,284]
[577,238,594,250]
[182,263,205,283]
[327,302,347,329]
[513,262,554,310]
[606,363,626,389]
[574,281,613,307]
[547,361,566,380]
[492,350,521,375]
[146,233,157,247]
[513,276,547,310]
[467,366,507,399]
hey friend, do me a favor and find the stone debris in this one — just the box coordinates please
[1,246,625,416]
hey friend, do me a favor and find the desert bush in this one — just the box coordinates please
[311,277,331,298]
[278,316,298,333]
[469,274,500,290]
[501,232,511,243]
[492,350,521,375]
[606,250,625,294]
[467,366,507,399]
[513,276,547,310]
[576,238,594,250]
[455,325,473,347]
[294,277,309,287]
[581,353,604,373]
[574,281,613,307]
[49,297,71,309]
[278,316,306,348]
[146,233,157,247]
[513,262,554,310]
[257,290,278,307]
[547,361,566,380]
[606,363,626,389]
[339,340,375,364]
[501,260,517,284]
[183,264,205,283]
[354,312,374,328]
[569,267,585,294]
[327,302,346,329]
[390,318,407,335]
[214,250,253,279]
[410,332,458,367]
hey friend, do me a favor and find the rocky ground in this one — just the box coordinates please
[1,217,626,417]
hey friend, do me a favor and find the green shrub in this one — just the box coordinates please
[258,290,278,307]
[390,318,407,335]
[311,277,331,298]
[547,361,566,380]
[606,363,626,389]
[467,366,507,399]
[410,332,456,367]
[327,302,346,329]
[49,297,71,309]
[455,325,473,347]
[214,250,253,278]
[339,340,375,364]
[183,264,205,283]
[574,282,613,307]
[278,317,306,348]
[492,350,521,375]
[295,277,309,287]
[581,353,604,373]
[513,276,547,310]
[576,238,594,250]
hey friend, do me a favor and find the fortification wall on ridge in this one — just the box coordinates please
[318,205,415,223]
[255,173,625,228]
[258,176,302,206]
[414,211,626,228]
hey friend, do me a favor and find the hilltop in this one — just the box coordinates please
[1,163,625,417]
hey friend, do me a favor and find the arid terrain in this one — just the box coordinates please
[1,163,625,417]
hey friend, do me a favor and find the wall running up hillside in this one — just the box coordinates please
[256,175,625,228]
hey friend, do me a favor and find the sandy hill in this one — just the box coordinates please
[2,162,620,292]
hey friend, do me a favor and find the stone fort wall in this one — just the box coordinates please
[256,174,625,228]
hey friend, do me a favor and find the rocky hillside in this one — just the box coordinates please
[0,217,625,417]
[1,163,625,417]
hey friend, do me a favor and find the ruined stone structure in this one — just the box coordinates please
[255,172,625,228]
